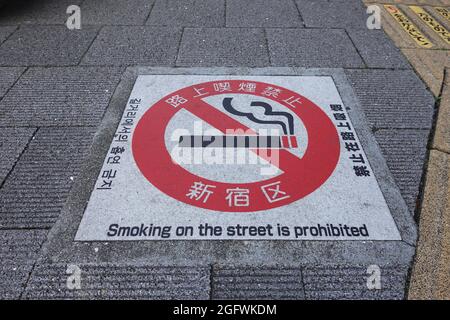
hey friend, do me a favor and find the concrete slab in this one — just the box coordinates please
[433,70,450,153]
[0,230,47,299]
[147,0,225,27]
[401,49,449,96]
[36,68,416,300]
[267,29,365,68]
[0,127,96,229]
[23,264,210,299]
[211,266,304,299]
[0,26,16,44]
[345,69,435,129]
[346,29,411,69]
[0,25,98,66]
[177,28,269,67]
[226,0,303,27]
[82,26,182,66]
[0,127,36,185]
[303,264,408,300]
[0,67,25,98]
[80,0,154,25]
[409,150,450,299]
[296,0,368,29]
[0,0,82,25]
[76,74,400,241]
[374,129,430,214]
[0,67,123,126]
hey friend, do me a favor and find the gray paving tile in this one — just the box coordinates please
[375,129,430,214]
[0,230,47,299]
[0,264,33,299]
[0,67,123,126]
[347,29,411,69]
[177,28,269,67]
[0,25,99,66]
[24,264,210,299]
[0,67,25,98]
[147,0,224,27]
[82,26,181,66]
[296,0,368,28]
[81,0,154,25]
[226,0,302,27]
[303,265,408,300]
[0,229,47,263]
[267,28,364,67]
[0,127,36,184]
[0,0,83,25]
[345,69,435,129]
[0,127,96,229]
[212,266,304,299]
[0,26,16,43]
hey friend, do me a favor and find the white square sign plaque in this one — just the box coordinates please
[75,75,401,241]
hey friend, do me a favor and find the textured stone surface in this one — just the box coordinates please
[211,266,304,300]
[82,26,181,66]
[0,229,47,262]
[400,4,450,50]
[0,127,35,185]
[0,0,82,25]
[226,0,302,27]
[0,26,16,43]
[303,265,408,300]
[347,29,411,68]
[177,28,269,67]
[0,127,96,229]
[345,69,435,129]
[364,0,448,5]
[401,49,449,97]
[375,129,430,214]
[0,25,98,66]
[378,5,424,49]
[433,71,450,153]
[80,0,154,25]
[267,29,364,67]
[0,67,123,126]
[409,151,450,300]
[0,67,25,98]
[24,264,210,299]
[0,230,47,299]
[296,0,368,28]
[147,0,224,27]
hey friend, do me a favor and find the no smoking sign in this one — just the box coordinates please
[133,80,340,212]
[76,75,401,241]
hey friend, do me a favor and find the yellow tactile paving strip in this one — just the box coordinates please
[365,0,450,6]
[408,148,450,299]
[401,48,450,96]
[365,2,449,95]
[409,6,450,45]
[364,1,450,300]
[408,72,449,299]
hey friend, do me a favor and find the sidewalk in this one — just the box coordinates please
[0,0,444,299]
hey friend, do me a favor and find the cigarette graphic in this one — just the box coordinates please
[178,135,298,149]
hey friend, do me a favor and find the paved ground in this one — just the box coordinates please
[0,0,444,299]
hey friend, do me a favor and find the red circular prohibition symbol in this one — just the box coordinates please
[132,80,340,212]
